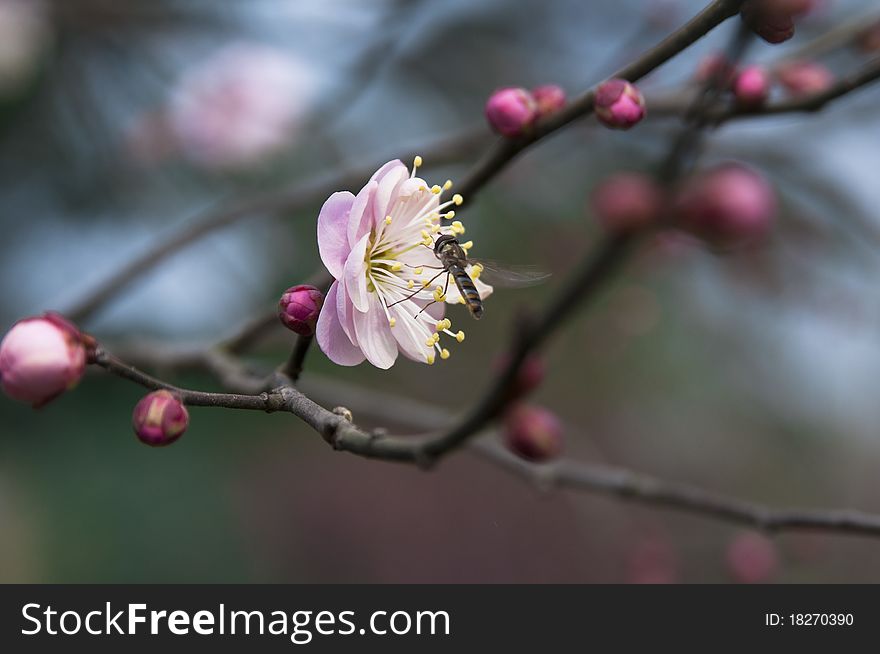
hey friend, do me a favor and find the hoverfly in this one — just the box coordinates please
[432,234,548,320]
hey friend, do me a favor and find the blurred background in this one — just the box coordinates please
[2,0,880,583]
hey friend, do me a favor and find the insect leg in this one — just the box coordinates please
[386,269,447,308]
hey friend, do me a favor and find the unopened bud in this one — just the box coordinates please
[531,84,566,116]
[0,313,87,407]
[495,353,546,402]
[676,163,776,245]
[592,173,665,233]
[132,390,189,447]
[726,531,779,583]
[594,79,646,130]
[503,405,563,462]
[279,284,324,336]
[485,87,538,136]
[776,60,834,97]
[741,0,815,44]
[733,66,770,107]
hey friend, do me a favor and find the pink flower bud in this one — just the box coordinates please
[132,390,189,447]
[495,353,546,402]
[531,84,566,116]
[776,60,834,97]
[726,531,779,583]
[503,405,563,462]
[741,0,815,44]
[484,87,538,136]
[592,173,665,233]
[279,285,324,336]
[594,79,646,130]
[0,313,87,407]
[694,53,738,86]
[733,66,770,107]
[676,163,776,245]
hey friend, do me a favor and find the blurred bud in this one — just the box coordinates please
[676,163,776,245]
[694,53,738,86]
[503,405,563,462]
[0,0,51,99]
[776,60,834,97]
[594,79,646,130]
[531,84,566,116]
[485,87,537,136]
[627,535,679,584]
[169,42,316,170]
[132,390,189,447]
[279,285,324,336]
[741,0,815,44]
[733,66,770,107]
[726,531,779,583]
[495,353,546,402]
[858,20,880,53]
[0,313,87,407]
[592,173,665,233]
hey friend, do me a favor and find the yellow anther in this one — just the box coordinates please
[426,353,435,365]
[433,332,441,344]
[431,185,442,194]
[456,330,465,343]
[471,263,483,279]
[446,210,456,219]
[431,224,441,233]
[421,229,430,239]
[452,194,463,205]
[435,285,444,292]
[461,240,473,251]
[422,238,433,247]
[414,267,423,275]
[443,180,453,190]
[413,155,423,168]
[419,185,427,192]
[425,336,435,347]
[391,262,403,272]
[389,317,397,327]
[407,280,415,289]
[433,288,446,302]
[422,279,431,287]
[436,319,451,331]
[384,215,393,225]
[440,349,450,360]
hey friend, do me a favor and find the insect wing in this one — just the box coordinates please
[470,259,551,288]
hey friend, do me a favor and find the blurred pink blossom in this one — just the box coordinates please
[776,60,834,97]
[726,531,779,583]
[169,42,317,169]
[0,0,51,98]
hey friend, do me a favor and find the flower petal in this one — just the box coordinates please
[348,180,377,247]
[353,293,398,369]
[336,276,358,344]
[316,281,365,366]
[343,233,370,313]
[317,191,354,279]
[372,161,409,223]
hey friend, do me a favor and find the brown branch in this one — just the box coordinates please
[454,0,746,202]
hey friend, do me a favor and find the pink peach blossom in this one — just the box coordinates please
[316,158,492,368]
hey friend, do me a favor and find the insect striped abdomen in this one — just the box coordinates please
[449,263,483,319]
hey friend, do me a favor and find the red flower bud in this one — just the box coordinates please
[592,173,665,233]
[485,87,538,136]
[741,0,815,44]
[594,79,646,130]
[531,84,566,116]
[503,405,563,462]
[676,163,776,245]
[132,390,189,447]
[0,313,87,407]
[279,285,324,336]
[495,353,546,402]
